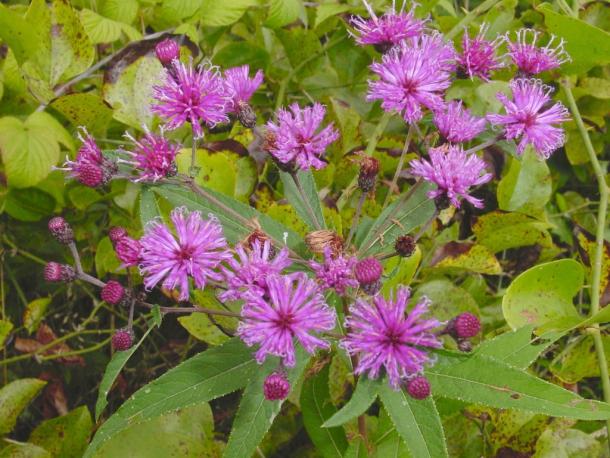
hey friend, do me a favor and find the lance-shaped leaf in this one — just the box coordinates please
[323,377,380,428]
[280,170,326,230]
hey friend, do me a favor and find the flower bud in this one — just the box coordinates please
[355,257,383,295]
[101,281,125,305]
[395,235,416,258]
[155,38,179,65]
[48,217,74,245]
[114,236,141,267]
[108,226,128,244]
[358,156,380,193]
[263,372,290,401]
[112,328,134,351]
[406,376,431,400]
[452,312,481,339]
[77,162,104,187]
[44,262,76,283]
[305,230,343,255]
[236,102,257,129]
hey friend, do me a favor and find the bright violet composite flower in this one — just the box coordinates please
[367,34,454,123]
[309,247,358,296]
[219,239,291,302]
[457,24,504,81]
[410,144,492,208]
[350,0,426,52]
[152,60,228,138]
[122,129,179,182]
[433,100,486,143]
[57,128,116,187]
[238,273,336,367]
[223,65,264,114]
[342,286,442,389]
[139,207,231,301]
[487,78,570,158]
[505,29,570,75]
[265,103,339,170]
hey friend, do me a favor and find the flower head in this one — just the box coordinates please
[410,144,492,208]
[433,100,486,143]
[123,129,179,182]
[219,240,291,302]
[224,65,264,114]
[457,24,504,81]
[351,0,426,52]
[238,273,336,367]
[487,78,570,158]
[58,128,116,187]
[114,236,141,268]
[342,286,442,389]
[265,103,339,170]
[152,60,228,138]
[506,29,570,75]
[309,247,358,295]
[139,207,231,301]
[367,34,454,123]
[155,38,180,65]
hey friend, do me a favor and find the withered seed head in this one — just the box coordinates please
[305,230,343,255]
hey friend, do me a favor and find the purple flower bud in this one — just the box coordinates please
[112,328,134,351]
[358,156,380,193]
[263,372,290,401]
[453,312,481,339]
[406,376,431,400]
[108,226,128,244]
[114,236,141,268]
[44,262,76,283]
[395,235,416,258]
[77,162,104,187]
[101,281,125,305]
[48,217,74,245]
[355,258,383,295]
[155,38,180,65]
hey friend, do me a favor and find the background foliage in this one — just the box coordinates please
[0,0,609,457]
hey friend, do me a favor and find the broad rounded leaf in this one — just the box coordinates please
[29,406,93,458]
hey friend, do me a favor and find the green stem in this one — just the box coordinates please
[382,124,415,209]
[337,112,392,211]
[563,79,610,448]
[445,0,503,40]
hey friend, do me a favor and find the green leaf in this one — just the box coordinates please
[276,28,323,79]
[280,170,326,230]
[550,335,610,384]
[0,4,41,65]
[85,339,258,457]
[0,320,14,348]
[538,2,610,74]
[502,259,583,329]
[428,352,610,420]
[0,379,47,435]
[95,404,218,458]
[431,243,502,275]
[323,377,379,428]
[50,93,113,136]
[102,56,163,129]
[315,4,351,28]
[534,425,601,457]
[414,280,479,323]
[224,350,310,458]
[95,326,155,421]
[0,442,51,458]
[94,237,121,278]
[23,297,51,334]
[358,183,435,256]
[153,184,308,257]
[80,8,141,44]
[265,0,301,29]
[178,313,230,346]
[300,365,348,458]
[139,187,162,229]
[199,0,257,26]
[4,188,56,222]
[29,406,92,458]
[378,383,448,458]
[473,211,553,253]
[373,407,410,458]
[100,0,139,25]
[497,149,551,217]
[0,112,72,188]
[175,149,237,198]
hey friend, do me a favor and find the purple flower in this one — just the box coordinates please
[487,78,570,158]
[367,34,454,123]
[309,247,358,296]
[122,129,179,182]
[238,273,336,367]
[410,145,492,208]
[342,286,442,389]
[433,100,486,143]
[57,128,116,187]
[223,65,264,114]
[139,207,231,301]
[265,103,339,170]
[506,29,570,75]
[219,240,291,302]
[457,24,504,81]
[152,60,228,138]
[350,0,426,51]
